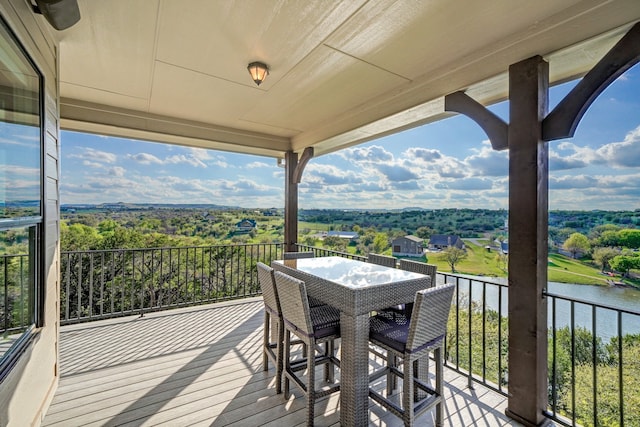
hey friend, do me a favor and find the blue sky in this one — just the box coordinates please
[60,64,640,211]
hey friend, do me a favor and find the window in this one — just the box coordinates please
[0,16,43,381]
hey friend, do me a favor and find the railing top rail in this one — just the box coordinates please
[61,242,283,255]
[438,271,508,289]
[544,290,640,316]
[0,254,28,259]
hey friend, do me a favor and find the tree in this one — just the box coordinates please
[496,252,508,273]
[302,235,317,247]
[609,254,640,277]
[415,226,434,239]
[591,247,620,272]
[61,222,101,251]
[617,229,640,249]
[372,232,389,254]
[596,229,621,247]
[442,246,467,272]
[563,232,590,258]
[588,223,620,240]
[323,236,346,252]
[549,227,577,245]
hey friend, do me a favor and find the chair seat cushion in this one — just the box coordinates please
[310,304,341,338]
[369,312,411,353]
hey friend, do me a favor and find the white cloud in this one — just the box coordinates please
[188,147,214,160]
[435,158,468,178]
[82,160,104,168]
[128,153,163,165]
[71,147,117,164]
[405,147,441,162]
[340,145,393,163]
[109,166,126,177]
[464,141,508,177]
[3,165,39,175]
[247,161,271,168]
[165,154,207,168]
[373,163,420,182]
[435,177,494,191]
[304,164,364,186]
[596,125,640,167]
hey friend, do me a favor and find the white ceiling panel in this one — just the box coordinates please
[242,45,409,131]
[59,0,159,101]
[49,0,640,158]
[149,61,267,130]
[155,0,367,89]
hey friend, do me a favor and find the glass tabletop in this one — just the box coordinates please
[274,256,425,289]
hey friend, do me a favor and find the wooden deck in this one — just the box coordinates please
[43,299,521,426]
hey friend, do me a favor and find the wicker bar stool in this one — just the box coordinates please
[274,271,341,427]
[391,259,437,315]
[257,262,312,393]
[282,251,324,308]
[283,251,315,259]
[367,253,397,268]
[368,284,455,427]
[378,259,439,395]
[256,262,285,394]
[380,259,436,317]
[399,259,437,283]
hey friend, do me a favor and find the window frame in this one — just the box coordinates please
[0,14,45,384]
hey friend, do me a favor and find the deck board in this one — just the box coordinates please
[43,299,521,426]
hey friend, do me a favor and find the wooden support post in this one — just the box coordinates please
[505,55,551,427]
[284,151,298,253]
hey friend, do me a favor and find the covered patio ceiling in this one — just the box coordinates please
[52,0,640,159]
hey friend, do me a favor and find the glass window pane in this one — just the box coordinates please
[0,18,41,219]
[0,226,35,362]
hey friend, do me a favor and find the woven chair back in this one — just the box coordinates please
[283,251,315,260]
[406,283,455,352]
[367,253,397,268]
[257,262,280,315]
[274,271,313,337]
[399,259,437,287]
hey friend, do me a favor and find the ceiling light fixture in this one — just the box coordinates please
[33,0,81,31]
[247,62,269,86]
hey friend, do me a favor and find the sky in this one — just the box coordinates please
[60,64,640,211]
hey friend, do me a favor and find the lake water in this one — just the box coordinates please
[440,274,640,341]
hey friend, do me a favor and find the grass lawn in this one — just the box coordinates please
[430,241,621,286]
[429,240,506,277]
[547,253,611,286]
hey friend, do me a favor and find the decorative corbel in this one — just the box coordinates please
[292,147,314,184]
[543,22,640,141]
[444,91,508,150]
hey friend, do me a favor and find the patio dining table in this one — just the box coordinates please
[272,256,432,426]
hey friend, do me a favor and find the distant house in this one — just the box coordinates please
[392,235,424,257]
[500,241,509,254]
[428,234,465,250]
[235,219,257,234]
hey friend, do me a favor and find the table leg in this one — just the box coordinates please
[340,312,370,426]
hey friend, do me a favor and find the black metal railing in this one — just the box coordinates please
[59,244,639,426]
[544,290,640,427]
[295,244,367,261]
[438,273,509,396]
[60,243,284,324]
[1,254,30,336]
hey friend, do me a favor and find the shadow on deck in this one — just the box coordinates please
[43,299,521,426]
